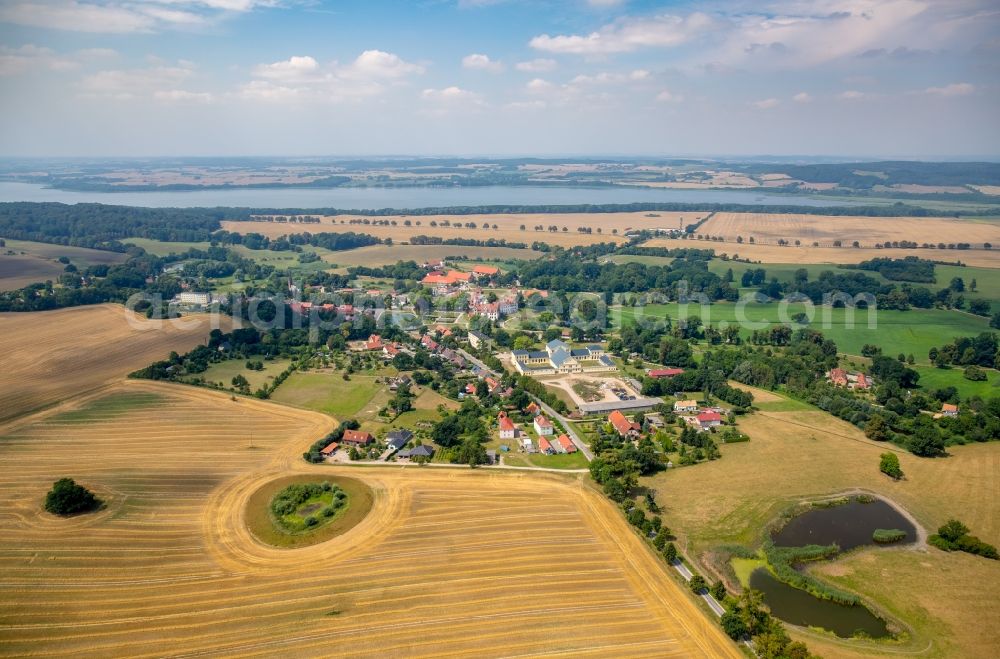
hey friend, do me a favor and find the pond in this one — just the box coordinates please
[772,497,916,551]
[750,569,890,638]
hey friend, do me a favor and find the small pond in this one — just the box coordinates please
[750,569,890,638]
[772,497,916,551]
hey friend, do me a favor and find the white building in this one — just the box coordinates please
[178,292,212,305]
[533,415,554,436]
[512,339,617,375]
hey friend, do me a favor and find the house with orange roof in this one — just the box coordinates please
[341,430,374,447]
[525,401,541,416]
[608,410,640,437]
[365,334,383,351]
[472,265,500,279]
[498,412,519,440]
[555,434,577,453]
[538,436,554,454]
[941,403,959,417]
[320,442,340,456]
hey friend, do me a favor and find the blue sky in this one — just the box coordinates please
[0,0,997,157]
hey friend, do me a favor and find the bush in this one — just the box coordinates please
[879,452,903,479]
[689,575,707,594]
[929,519,998,560]
[872,528,906,544]
[44,478,101,516]
[720,610,748,640]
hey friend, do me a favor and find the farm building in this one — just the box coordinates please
[512,339,617,375]
[696,411,722,430]
[341,430,374,447]
[648,368,685,378]
[608,410,640,438]
[320,442,339,456]
[365,335,383,351]
[520,436,536,453]
[472,265,500,278]
[533,415,554,436]
[399,445,435,459]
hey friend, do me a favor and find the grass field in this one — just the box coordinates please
[0,304,226,423]
[123,237,212,256]
[613,303,990,364]
[323,243,543,269]
[642,238,1000,268]
[697,213,1000,250]
[270,371,384,418]
[641,402,1000,658]
[189,358,294,391]
[0,381,740,658]
[913,364,1000,399]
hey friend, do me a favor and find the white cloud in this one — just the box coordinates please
[0,0,279,34]
[570,69,650,85]
[530,12,713,54]
[254,55,318,81]
[526,78,553,92]
[243,50,424,102]
[923,82,975,96]
[515,58,556,72]
[839,90,864,99]
[346,49,424,79]
[462,53,504,72]
[793,91,812,103]
[154,89,212,103]
[76,63,195,99]
[752,98,780,109]
[422,86,483,104]
[655,89,683,103]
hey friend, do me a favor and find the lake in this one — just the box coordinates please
[0,181,865,209]
[749,569,889,638]
[772,498,916,551]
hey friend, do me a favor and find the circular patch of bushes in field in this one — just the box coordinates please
[246,474,373,548]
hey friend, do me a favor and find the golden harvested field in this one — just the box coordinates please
[642,237,1000,268]
[0,304,227,422]
[222,211,709,248]
[696,212,1000,249]
[645,405,1000,658]
[0,381,740,658]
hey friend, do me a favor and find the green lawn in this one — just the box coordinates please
[123,238,212,256]
[914,364,1000,399]
[604,254,675,267]
[614,303,991,364]
[188,358,293,391]
[270,371,381,419]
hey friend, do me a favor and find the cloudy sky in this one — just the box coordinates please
[0,0,998,157]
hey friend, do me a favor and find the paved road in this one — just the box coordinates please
[669,559,726,617]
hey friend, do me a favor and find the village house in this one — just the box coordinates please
[826,368,873,390]
[365,335,383,351]
[525,401,541,416]
[472,265,500,279]
[538,436,554,454]
[673,399,699,414]
[498,412,518,440]
[399,444,435,460]
[420,334,440,352]
[608,410,641,438]
[941,403,959,417]
[555,434,577,453]
[341,430,374,448]
[468,330,491,349]
[533,415,554,436]
[386,429,414,452]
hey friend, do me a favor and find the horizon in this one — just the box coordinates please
[1,0,998,158]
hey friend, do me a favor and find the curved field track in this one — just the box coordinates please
[0,381,739,658]
[0,304,228,423]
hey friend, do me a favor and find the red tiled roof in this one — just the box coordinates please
[365,334,382,350]
[320,442,339,455]
[648,368,685,378]
[538,437,552,452]
[697,411,722,423]
[534,415,552,428]
[473,265,499,275]
[498,412,516,432]
[556,434,576,452]
[608,410,633,436]
[342,430,373,445]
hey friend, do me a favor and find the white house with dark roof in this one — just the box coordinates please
[512,339,617,375]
